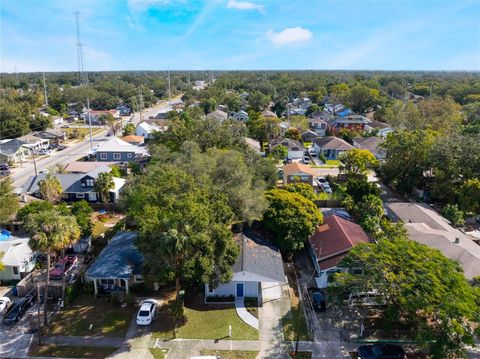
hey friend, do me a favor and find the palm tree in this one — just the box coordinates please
[24,209,80,326]
[38,174,63,203]
[159,229,189,305]
[95,172,114,203]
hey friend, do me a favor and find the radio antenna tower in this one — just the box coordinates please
[42,72,48,106]
[75,11,93,149]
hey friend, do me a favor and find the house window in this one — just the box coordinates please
[86,179,94,187]
[13,266,19,275]
[127,153,132,159]
[135,275,144,283]
[113,153,121,160]
[206,284,214,294]
[76,193,85,199]
[100,153,107,160]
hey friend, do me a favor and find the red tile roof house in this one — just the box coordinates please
[308,214,370,288]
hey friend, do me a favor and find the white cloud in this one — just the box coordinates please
[226,0,264,12]
[127,0,169,13]
[266,27,312,46]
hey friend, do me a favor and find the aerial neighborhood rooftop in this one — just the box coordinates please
[0,45,479,359]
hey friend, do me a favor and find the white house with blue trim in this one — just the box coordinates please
[205,233,286,303]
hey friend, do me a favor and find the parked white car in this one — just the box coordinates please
[136,299,156,325]
[0,297,11,313]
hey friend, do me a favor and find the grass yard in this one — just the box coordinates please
[282,305,310,341]
[201,349,259,359]
[149,348,169,359]
[325,160,340,166]
[152,295,258,340]
[49,293,136,337]
[29,344,118,358]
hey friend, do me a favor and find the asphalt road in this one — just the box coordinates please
[10,97,181,191]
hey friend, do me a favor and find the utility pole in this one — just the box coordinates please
[168,66,172,108]
[42,72,48,106]
[31,148,38,176]
[138,88,144,122]
[37,283,42,344]
[75,11,93,150]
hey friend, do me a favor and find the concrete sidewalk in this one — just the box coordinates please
[235,298,259,329]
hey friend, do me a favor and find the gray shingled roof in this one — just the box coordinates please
[22,166,111,194]
[86,231,143,279]
[354,137,384,152]
[313,136,354,151]
[0,139,27,156]
[232,234,285,283]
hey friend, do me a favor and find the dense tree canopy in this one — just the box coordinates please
[263,189,323,253]
[123,164,239,291]
[335,237,480,359]
[0,177,19,225]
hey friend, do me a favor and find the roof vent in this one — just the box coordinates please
[455,237,460,244]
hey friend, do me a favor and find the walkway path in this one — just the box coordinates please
[235,298,259,329]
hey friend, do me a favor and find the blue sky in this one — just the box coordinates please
[1,0,479,72]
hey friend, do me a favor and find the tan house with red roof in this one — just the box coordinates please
[308,214,370,287]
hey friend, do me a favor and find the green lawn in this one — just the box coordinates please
[29,344,118,358]
[149,348,169,359]
[201,349,258,359]
[282,305,311,341]
[152,297,258,340]
[325,160,340,166]
[49,294,136,337]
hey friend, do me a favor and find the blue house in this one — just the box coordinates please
[116,105,131,116]
[94,137,147,162]
[86,231,144,295]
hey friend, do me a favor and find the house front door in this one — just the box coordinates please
[236,283,244,298]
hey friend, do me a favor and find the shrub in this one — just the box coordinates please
[130,282,151,295]
[442,204,465,227]
[205,295,235,303]
[83,281,95,295]
[125,293,136,307]
[318,152,327,163]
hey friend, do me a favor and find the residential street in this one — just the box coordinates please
[9,97,181,191]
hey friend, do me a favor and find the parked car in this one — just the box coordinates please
[2,296,33,325]
[303,156,310,164]
[283,157,293,164]
[0,297,11,313]
[0,169,11,177]
[48,143,59,150]
[357,344,406,359]
[49,255,77,280]
[36,149,51,155]
[319,182,332,194]
[136,299,157,325]
[39,169,49,174]
[57,145,67,151]
[0,163,10,171]
[308,147,317,156]
[315,176,327,184]
[311,291,326,311]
